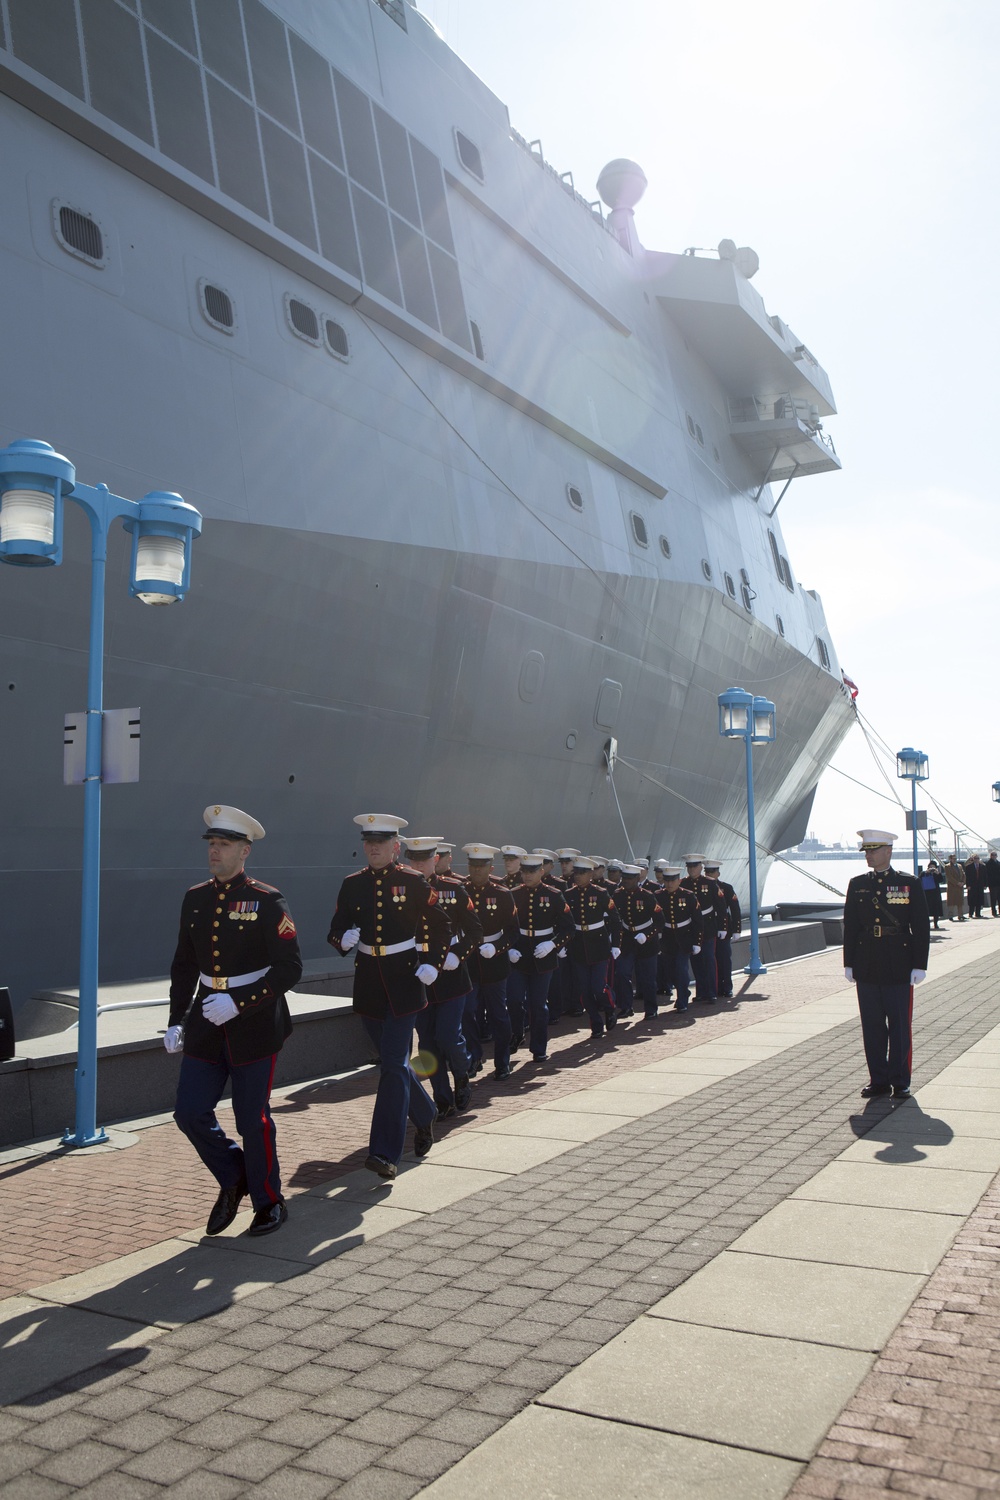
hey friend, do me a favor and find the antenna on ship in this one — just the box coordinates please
[596,159,647,256]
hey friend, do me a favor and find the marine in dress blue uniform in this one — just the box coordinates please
[327,814,451,1178]
[462,844,517,1080]
[565,858,622,1039]
[682,855,722,1002]
[658,866,702,1012]
[407,837,483,1119]
[844,829,930,1100]
[508,856,573,1062]
[613,865,663,1019]
[704,860,741,999]
[167,806,302,1238]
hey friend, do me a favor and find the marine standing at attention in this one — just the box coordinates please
[844,829,930,1101]
[508,853,573,1063]
[167,806,302,1238]
[328,814,451,1179]
[703,859,740,1000]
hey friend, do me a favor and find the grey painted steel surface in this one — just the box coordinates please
[0,0,853,1011]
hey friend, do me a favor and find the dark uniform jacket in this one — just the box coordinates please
[964,859,986,895]
[715,880,742,938]
[564,884,622,965]
[169,872,302,1066]
[843,867,930,984]
[985,856,1000,892]
[682,874,724,939]
[423,872,483,1003]
[328,862,451,1019]
[613,886,662,955]
[659,888,703,953]
[509,884,572,974]
[465,881,517,986]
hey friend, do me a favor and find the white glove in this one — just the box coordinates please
[634,933,647,945]
[163,1025,184,1053]
[443,951,461,971]
[479,943,497,959]
[340,926,360,951]
[910,969,927,985]
[508,949,522,963]
[844,967,854,981]
[692,944,701,956]
[415,964,438,985]
[202,994,239,1025]
[611,947,621,960]
[557,948,567,958]
[534,940,555,958]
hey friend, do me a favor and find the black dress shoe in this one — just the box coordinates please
[510,1032,524,1051]
[454,1077,473,1112]
[494,1063,514,1080]
[532,1052,548,1063]
[590,1027,605,1040]
[435,1101,457,1122]
[206,1178,247,1236]
[605,1011,618,1030]
[365,1154,397,1178]
[860,1083,891,1098]
[414,1123,435,1157]
[891,1087,912,1100]
[247,1200,287,1236]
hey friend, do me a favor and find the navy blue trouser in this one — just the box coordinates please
[506,968,552,1057]
[174,1052,281,1211]
[716,934,733,995]
[363,1012,436,1165]
[856,981,913,1090]
[614,948,658,1015]
[572,959,615,1032]
[465,980,512,1070]
[691,934,717,1000]
[659,948,692,1009]
[415,995,471,1106]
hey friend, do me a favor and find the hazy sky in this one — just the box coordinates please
[417,0,1000,851]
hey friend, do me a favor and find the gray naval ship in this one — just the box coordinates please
[0,0,852,1015]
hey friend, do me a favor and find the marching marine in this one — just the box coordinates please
[508,853,573,1062]
[462,843,517,1079]
[682,854,722,1003]
[613,863,662,1019]
[564,856,622,1039]
[844,829,929,1100]
[703,859,741,999]
[658,864,702,1012]
[328,814,451,1179]
[167,806,302,1237]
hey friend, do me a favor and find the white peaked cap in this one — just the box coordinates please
[573,857,596,870]
[501,845,527,857]
[858,829,898,848]
[436,842,455,853]
[653,858,670,871]
[354,813,408,834]
[463,843,499,859]
[661,864,683,876]
[203,805,265,841]
[533,848,557,861]
[519,853,545,868]
[684,853,707,864]
[621,864,643,876]
[556,848,581,859]
[404,836,443,853]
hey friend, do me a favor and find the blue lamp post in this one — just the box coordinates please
[992,782,1000,805]
[718,687,776,977]
[896,747,929,876]
[0,439,202,1147]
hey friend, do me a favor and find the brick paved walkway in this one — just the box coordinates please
[2,944,862,1299]
[1,928,999,1499]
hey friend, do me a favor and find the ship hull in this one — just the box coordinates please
[1,514,848,1009]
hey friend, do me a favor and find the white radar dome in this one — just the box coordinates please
[597,159,648,212]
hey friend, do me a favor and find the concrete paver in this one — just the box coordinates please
[790,1159,994,1214]
[647,1252,926,1351]
[539,1318,876,1461]
[730,1199,966,1274]
[419,1405,804,1500]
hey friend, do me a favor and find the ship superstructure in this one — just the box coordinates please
[0,0,852,1010]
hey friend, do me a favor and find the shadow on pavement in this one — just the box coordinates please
[848,1099,954,1159]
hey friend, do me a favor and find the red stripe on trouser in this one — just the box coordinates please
[907,986,914,1082]
[260,1054,279,1203]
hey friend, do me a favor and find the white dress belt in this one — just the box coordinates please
[358,938,416,957]
[575,919,605,931]
[519,925,554,936]
[199,967,268,992]
[667,918,692,929]
[482,930,503,943]
[629,919,653,932]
